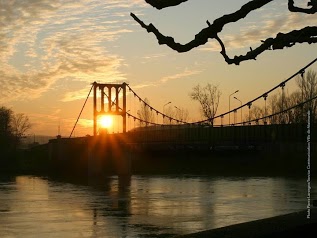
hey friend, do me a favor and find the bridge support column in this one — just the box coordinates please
[92,82,127,136]
[122,84,127,133]
[87,134,131,176]
[116,145,131,176]
[93,83,97,136]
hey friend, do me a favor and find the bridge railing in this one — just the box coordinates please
[126,123,315,145]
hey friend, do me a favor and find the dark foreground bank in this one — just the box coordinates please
[175,208,317,238]
[1,148,316,178]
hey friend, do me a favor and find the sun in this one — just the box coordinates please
[99,115,113,129]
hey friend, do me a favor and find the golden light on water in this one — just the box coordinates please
[99,115,113,129]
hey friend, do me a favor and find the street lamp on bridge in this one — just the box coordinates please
[234,96,243,124]
[163,101,171,124]
[174,106,181,115]
[229,90,239,125]
[174,106,181,124]
[163,101,171,113]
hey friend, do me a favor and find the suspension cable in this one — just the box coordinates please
[239,94,317,126]
[69,84,94,138]
[190,56,317,125]
[126,84,189,124]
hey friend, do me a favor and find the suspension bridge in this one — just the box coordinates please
[45,57,317,176]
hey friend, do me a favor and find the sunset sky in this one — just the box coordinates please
[1,0,317,136]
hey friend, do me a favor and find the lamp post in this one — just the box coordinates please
[163,101,171,124]
[163,101,171,112]
[174,106,181,123]
[234,96,242,124]
[229,90,239,125]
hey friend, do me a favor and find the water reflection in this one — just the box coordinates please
[0,175,315,237]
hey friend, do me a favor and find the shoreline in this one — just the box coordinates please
[175,209,317,238]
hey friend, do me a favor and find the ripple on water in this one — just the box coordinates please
[0,175,315,238]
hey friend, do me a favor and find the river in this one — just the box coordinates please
[0,175,315,237]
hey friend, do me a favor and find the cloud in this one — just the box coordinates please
[142,53,168,60]
[0,39,124,103]
[78,118,93,128]
[160,69,202,83]
[0,0,144,103]
[61,87,93,102]
[127,68,203,90]
[133,82,158,89]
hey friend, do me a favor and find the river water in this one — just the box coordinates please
[0,175,315,237]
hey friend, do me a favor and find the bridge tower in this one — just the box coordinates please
[93,82,127,136]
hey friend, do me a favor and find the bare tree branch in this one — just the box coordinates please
[131,0,273,53]
[145,0,189,9]
[145,0,317,12]
[288,0,317,14]
[216,26,317,65]
[133,0,317,65]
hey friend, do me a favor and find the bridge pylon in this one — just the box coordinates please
[93,82,127,136]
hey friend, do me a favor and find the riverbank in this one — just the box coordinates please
[0,147,49,175]
[175,208,317,238]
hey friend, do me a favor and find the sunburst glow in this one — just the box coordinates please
[99,115,113,129]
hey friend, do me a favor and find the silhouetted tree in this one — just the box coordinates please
[0,107,32,156]
[190,83,221,125]
[137,98,155,126]
[283,91,301,123]
[174,106,189,123]
[164,106,189,124]
[247,105,265,125]
[0,107,14,155]
[11,113,32,147]
[131,0,317,65]
[267,94,280,124]
[296,70,317,122]
[247,92,301,124]
[0,107,13,137]
[163,105,175,124]
[248,70,317,124]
